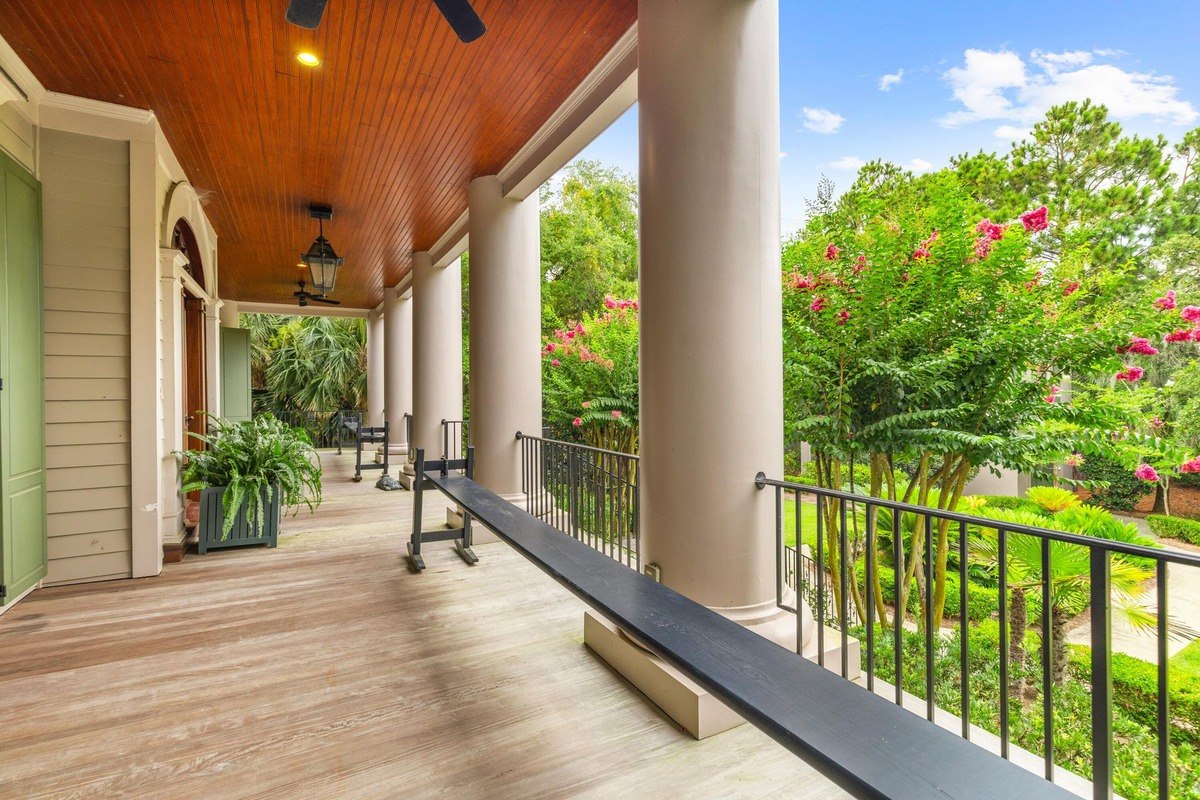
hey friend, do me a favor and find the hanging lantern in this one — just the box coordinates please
[300,204,343,296]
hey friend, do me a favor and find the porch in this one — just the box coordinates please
[0,453,841,799]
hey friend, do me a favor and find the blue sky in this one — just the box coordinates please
[571,1,1200,236]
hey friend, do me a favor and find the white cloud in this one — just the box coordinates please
[939,48,1198,128]
[879,69,904,92]
[1030,49,1093,74]
[779,151,788,159]
[828,156,865,170]
[993,124,1030,141]
[906,158,934,173]
[802,106,845,134]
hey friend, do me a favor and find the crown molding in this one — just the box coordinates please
[430,209,469,268]
[40,91,155,124]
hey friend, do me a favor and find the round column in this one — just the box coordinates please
[638,0,786,632]
[366,309,385,427]
[384,286,414,452]
[411,252,463,459]
[468,176,541,499]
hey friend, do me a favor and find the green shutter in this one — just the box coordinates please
[221,327,252,422]
[0,149,47,606]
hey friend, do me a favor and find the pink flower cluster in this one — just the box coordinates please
[824,243,841,261]
[835,309,851,326]
[1044,384,1060,404]
[811,296,829,313]
[911,230,938,261]
[1115,366,1145,383]
[1162,301,1200,344]
[853,255,869,274]
[543,320,614,370]
[975,219,1007,241]
[1020,205,1049,233]
[1062,281,1081,297]
[603,296,639,311]
[1181,457,1200,474]
[1134,463,1160,482]
[1117,337,1159,356]
[1065,453,1085,468]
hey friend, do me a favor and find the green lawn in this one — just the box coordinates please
[781,496,821,550]
[1170,638,1200,675]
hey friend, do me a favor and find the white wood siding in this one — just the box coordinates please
[40,129,133,586]
[0,103,34,171]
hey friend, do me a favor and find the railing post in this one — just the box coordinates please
[1090,547,1113,800]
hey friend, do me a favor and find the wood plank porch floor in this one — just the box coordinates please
[0,452,846,800]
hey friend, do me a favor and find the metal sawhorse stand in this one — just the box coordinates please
[405,446,478,571]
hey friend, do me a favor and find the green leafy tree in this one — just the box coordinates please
[954,100,1176,273]
[540,161,638,332]
[783,169,1176,630]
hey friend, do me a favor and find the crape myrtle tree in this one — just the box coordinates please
[541,296,639,456]
[782,168,1181,630]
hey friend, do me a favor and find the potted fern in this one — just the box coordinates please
[180,414,323,553]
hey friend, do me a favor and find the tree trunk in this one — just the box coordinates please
[1008,587,1027,700]
[1052,605,1069,685]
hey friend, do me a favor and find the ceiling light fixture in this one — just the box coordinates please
[299,204,343,298]
[295,51,321,68]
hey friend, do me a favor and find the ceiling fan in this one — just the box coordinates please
[293,280,341,308]
[286,0,486,43]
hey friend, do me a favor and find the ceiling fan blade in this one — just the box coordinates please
[312,296,341,305]
[286,0,329,29]
[432,0,486,43]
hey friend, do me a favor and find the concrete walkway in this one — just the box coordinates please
[1066,515,1200,661]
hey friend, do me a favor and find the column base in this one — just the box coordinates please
[583,608,858,740]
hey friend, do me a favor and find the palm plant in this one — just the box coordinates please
[265,316,366,413]
[971,506,1159,684]
[181,414,323,538]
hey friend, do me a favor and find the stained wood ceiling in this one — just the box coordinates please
[0,0,636,307]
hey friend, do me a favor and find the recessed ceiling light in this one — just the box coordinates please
[296,51,321,68]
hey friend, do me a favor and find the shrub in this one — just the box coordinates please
[1068,645,1200,744]
[1081,453,1153,512]
[1027,486,1081,513]
[1147,514,1200,545]
[972,494,1038,513]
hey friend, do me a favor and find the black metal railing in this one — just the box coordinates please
[756,474,1200,800]
[263,408,361,449]
[441,418,469,462]
[517,432,640,570]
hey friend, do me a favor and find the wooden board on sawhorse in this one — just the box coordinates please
[405,446,478,571]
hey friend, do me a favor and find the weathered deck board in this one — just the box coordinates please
[0,453,844,800]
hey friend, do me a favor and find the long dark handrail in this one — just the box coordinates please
[756,474,1200,567]
[516,431,641,461]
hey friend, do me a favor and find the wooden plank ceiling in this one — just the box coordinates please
[0,0,636,308]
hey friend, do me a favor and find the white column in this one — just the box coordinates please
[204,300,221,425]
[366,309,386,427]
[158,249,187,554]
[638,0,786,635]
[410,253,463,461]
[384,286,414,453]
[468,176,541,500]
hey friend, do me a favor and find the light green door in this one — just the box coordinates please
[0,150,46,606]
[221,327,252,423]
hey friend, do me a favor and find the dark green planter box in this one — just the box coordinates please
[197,485,280,554]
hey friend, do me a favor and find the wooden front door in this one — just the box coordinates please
[182,292,207,449]
[0,151,47,607]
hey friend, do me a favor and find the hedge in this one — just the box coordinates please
[1068,645,1200,744]
[1147,514,1200,545]
[856,563,998,622]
